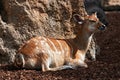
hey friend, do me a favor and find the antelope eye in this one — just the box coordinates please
[89,20,96,23]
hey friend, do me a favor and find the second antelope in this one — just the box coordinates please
[14,13,106,72]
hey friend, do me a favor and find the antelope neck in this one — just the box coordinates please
[73,30,93,52]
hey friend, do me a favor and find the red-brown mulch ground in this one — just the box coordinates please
[0,12,120,80]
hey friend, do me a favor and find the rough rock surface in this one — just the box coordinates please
[0,0,87,63]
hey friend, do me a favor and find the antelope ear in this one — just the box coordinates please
[73,14,84,24]
[92,12,98,18]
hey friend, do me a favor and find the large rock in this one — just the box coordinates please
[103,0,120,6]
[0,0,87,63]
[101,0,120,11]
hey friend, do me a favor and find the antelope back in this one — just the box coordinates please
[18,37,71,56]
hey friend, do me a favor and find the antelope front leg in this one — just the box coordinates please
[42,63,75,72]
[68,59,88,68]
[41,59,75,72]
[68,51,88,68]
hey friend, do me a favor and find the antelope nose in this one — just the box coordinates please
[98,25,106,30]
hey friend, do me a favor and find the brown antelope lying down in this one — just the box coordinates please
[14,13,106,72]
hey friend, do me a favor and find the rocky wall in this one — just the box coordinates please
[0,0,87,64]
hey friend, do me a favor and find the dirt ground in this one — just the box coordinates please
[0,12,120,80]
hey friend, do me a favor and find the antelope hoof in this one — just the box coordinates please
[91,57,96,61]
[82,63,88,68]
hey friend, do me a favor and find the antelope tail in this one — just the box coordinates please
[14,53,25,68]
